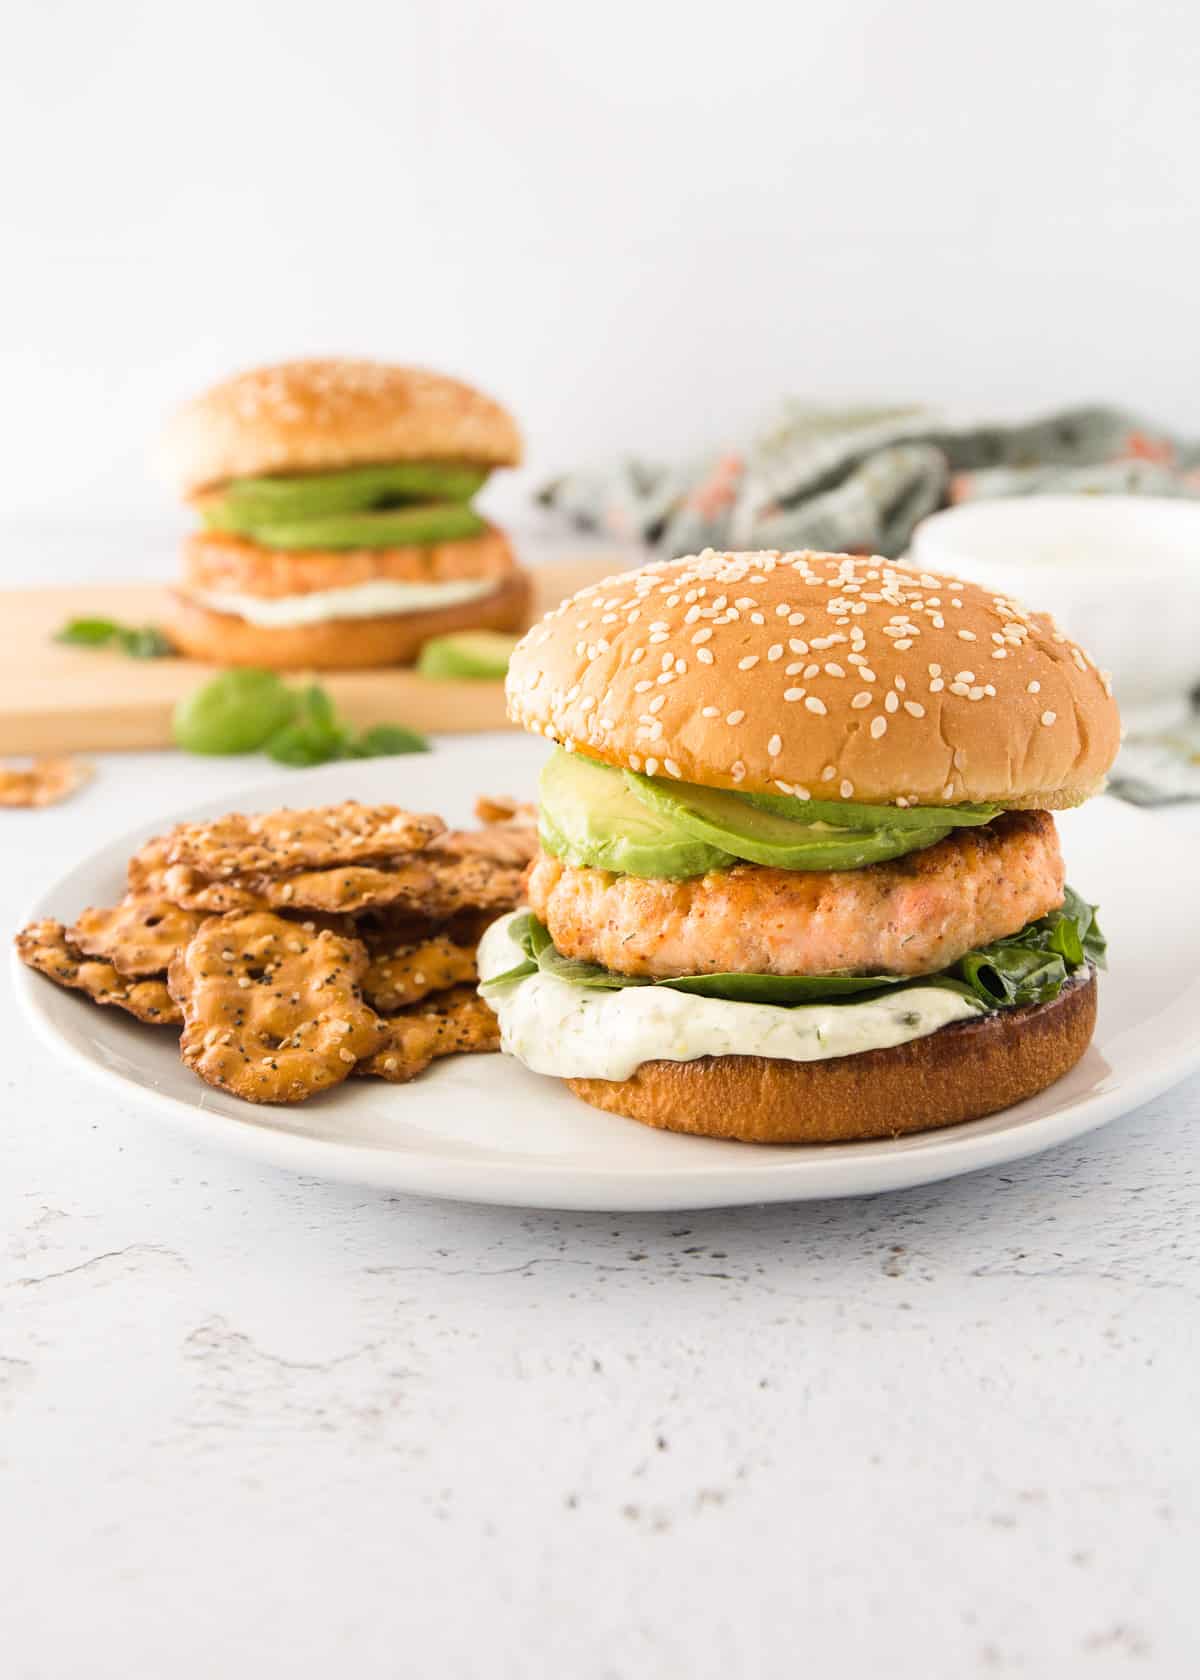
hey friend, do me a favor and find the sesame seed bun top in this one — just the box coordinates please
[506,549,1122,810]
[160,358,522,494]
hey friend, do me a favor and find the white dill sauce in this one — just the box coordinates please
[191,577,495,628]
[477,913,980,1083]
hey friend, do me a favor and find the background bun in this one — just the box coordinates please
[569,969,1097,1143]
[162,359,522,492]
[507,549,1122,809]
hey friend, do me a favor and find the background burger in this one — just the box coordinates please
[479,548,1121,1144]
[160,358,527,669]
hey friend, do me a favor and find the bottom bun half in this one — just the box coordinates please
[168,570,531,670]
[567,969,1097,1145]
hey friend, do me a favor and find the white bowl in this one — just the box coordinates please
[910,495,1200,707]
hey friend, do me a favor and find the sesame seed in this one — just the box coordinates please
[648,632,668,645]
[955,671,975,683]
[804,696,827,715]
[692,627,713,644]
[928,663,941,676]
[697,647,714,665]
[929,677,944,692]
[870,716,887,739]
[884,692,899,713]
[634,679,651,693]
[859,667,877,682]
[767,644,784,662]
[840,780,854,798]
[904,701,925,718]
[821,766,836,780]
[664,758,682,778]
[825,662,845,677]
[1041,710,1057,726]
[738,655,760,670]
[943,783,955,800]
[648,695,665,713]
[731,760,747,782]
[894,639,913,650]
[949,682,969,696]
[803,663,820,679]
[1027,680,1041,694]
[783,688,805,702]
[957,629,977,641]
[726,709,745,725]
[788,638,809,655]
[645,757,659,776]
[851,691,873,709]
[701,706,720,718]
[767,734,782,756]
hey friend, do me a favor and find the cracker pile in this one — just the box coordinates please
[16,797,535,1104]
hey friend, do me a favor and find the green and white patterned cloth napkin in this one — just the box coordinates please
[540,402,1200,559]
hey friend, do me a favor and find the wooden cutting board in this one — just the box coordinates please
[0,558,623,754]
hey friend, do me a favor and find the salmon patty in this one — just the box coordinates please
[527,811,1064,979]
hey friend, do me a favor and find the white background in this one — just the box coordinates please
[2,0,1198,554]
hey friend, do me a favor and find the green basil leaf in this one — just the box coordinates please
[56,618,174,656]
[172,669,298,754]
[55,617,120,646]
[264,721,346,767]
[354,724,430,757]
[115,625,175,658]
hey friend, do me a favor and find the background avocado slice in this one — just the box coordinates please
[539,750,733,878]
[626,773,952,870]
[217,503,488,551]
[417,631,520,680]
[205,462,489,531]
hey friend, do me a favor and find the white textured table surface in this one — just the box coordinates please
[4,745,1199,1679]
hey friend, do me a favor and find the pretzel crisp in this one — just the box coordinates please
[163,802,445,880]
[168,911,384,1104]
[361,934,478,1013]
[158,851,527,919]
[16,920,181,1024]
[0,757,92,809]
[431,825,538,869]
[70,896,211,978]
[475,795,538,830]
[357,984,499,1083]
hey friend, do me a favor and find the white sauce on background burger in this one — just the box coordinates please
[477,911,980,1082]
[190,577,496,628]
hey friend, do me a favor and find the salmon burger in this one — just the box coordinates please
[160,359,529,669]
[477,548,1121,1144]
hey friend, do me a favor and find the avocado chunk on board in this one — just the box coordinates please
[417,632,521,681]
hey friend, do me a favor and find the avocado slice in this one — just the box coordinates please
[626,773,952,869]
[742,789,999,831]
[215,503,488,552]
[540,750,733,878]
[417,631,520,681]
[204,462,489,531]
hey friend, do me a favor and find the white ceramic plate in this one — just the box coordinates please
[13,735,1199,1211]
